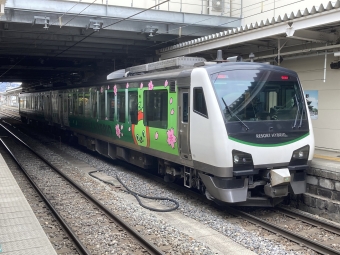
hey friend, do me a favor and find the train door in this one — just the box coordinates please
[178,88,191,160]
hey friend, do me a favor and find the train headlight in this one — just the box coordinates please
[232,150,254,172]
[290,145,309,165]
[233,155,239,164]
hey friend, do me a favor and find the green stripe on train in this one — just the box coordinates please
[228,133,309,147]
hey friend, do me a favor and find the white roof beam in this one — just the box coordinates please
[285,28,337,43]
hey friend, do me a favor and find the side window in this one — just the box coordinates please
[182,92,188,123]
[77,92,84,115]
[128,91,138,124]
[193,87,208,118]
[144,90,168,128]
[117,92,126,123]
[91,90,97,118]
[72,93,78,115]
[99,92,106,120]
[107,91,115,121]
[84,90,90,117]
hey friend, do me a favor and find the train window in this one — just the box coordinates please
[84,90,91,117]
[20,97,24,109]
[91,90,97,118]
[144,90,168,129]
[77,92,84,115]
[72,93,77,115]
[193,88,208,118]
[128,91,138,124]
[106,91,115,121]
[98,91,105,120]
[182,92,189,123]
[117,92,126,123]
[68,94,73,115]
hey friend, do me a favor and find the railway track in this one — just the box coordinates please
[229,206,340,255]
[0,123,165,255]
[2,109,340,254]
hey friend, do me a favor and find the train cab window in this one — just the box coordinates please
[128,91,138,124]
[193,88,208,118]
[117,92,126,123]
[84,90,90,117]
[144,90,168,129]
[107,91,115,121]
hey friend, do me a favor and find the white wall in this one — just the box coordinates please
[62,0,241,17]
[282,54,340,151]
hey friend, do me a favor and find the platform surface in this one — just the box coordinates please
[312,149,340,173]
[0,153,57,255]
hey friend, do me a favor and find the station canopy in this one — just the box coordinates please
[158,1,340,68]
[0,0,240,91]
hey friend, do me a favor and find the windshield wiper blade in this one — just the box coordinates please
[222,98,249,131]
[292,94,300,129]
[298,99,304,128]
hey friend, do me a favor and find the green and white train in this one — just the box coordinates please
[19,56,314,206]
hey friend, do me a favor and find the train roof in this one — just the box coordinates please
[201,61,298,76]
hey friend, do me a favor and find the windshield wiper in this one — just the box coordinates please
[298,99,304,128]
[222,98,249,131]
[292,94,300,129]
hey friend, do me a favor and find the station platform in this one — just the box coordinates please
[312,148,340,172]
[0,154,57,255]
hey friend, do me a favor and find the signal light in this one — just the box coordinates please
[281,75,289,80]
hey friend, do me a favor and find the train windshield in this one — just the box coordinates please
[211,69,307,122]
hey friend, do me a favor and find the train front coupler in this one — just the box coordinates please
[263,168,291,198]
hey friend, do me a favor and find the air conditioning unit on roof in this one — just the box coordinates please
[212,0,224,12]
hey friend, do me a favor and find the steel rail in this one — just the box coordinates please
[0,138,90,255]
[276,206,340,236]
[227,206,340,255]
[0,123,165,255]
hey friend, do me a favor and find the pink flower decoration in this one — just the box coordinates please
[114,85,117,96]
[155,132,159,140]
[170,108,174,115]
[169,97,173,104]
[108,85,110,89]
[128,127,131,131]
[140,82,143,89]
[121,125,123,130]
[167,128,177,149]
[126,83,129,89]
[115,124,121,138]
[164,80,168,87]
[100,86,104,93]
[148,81,154,90]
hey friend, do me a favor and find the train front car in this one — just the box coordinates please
[190,62,314,206]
